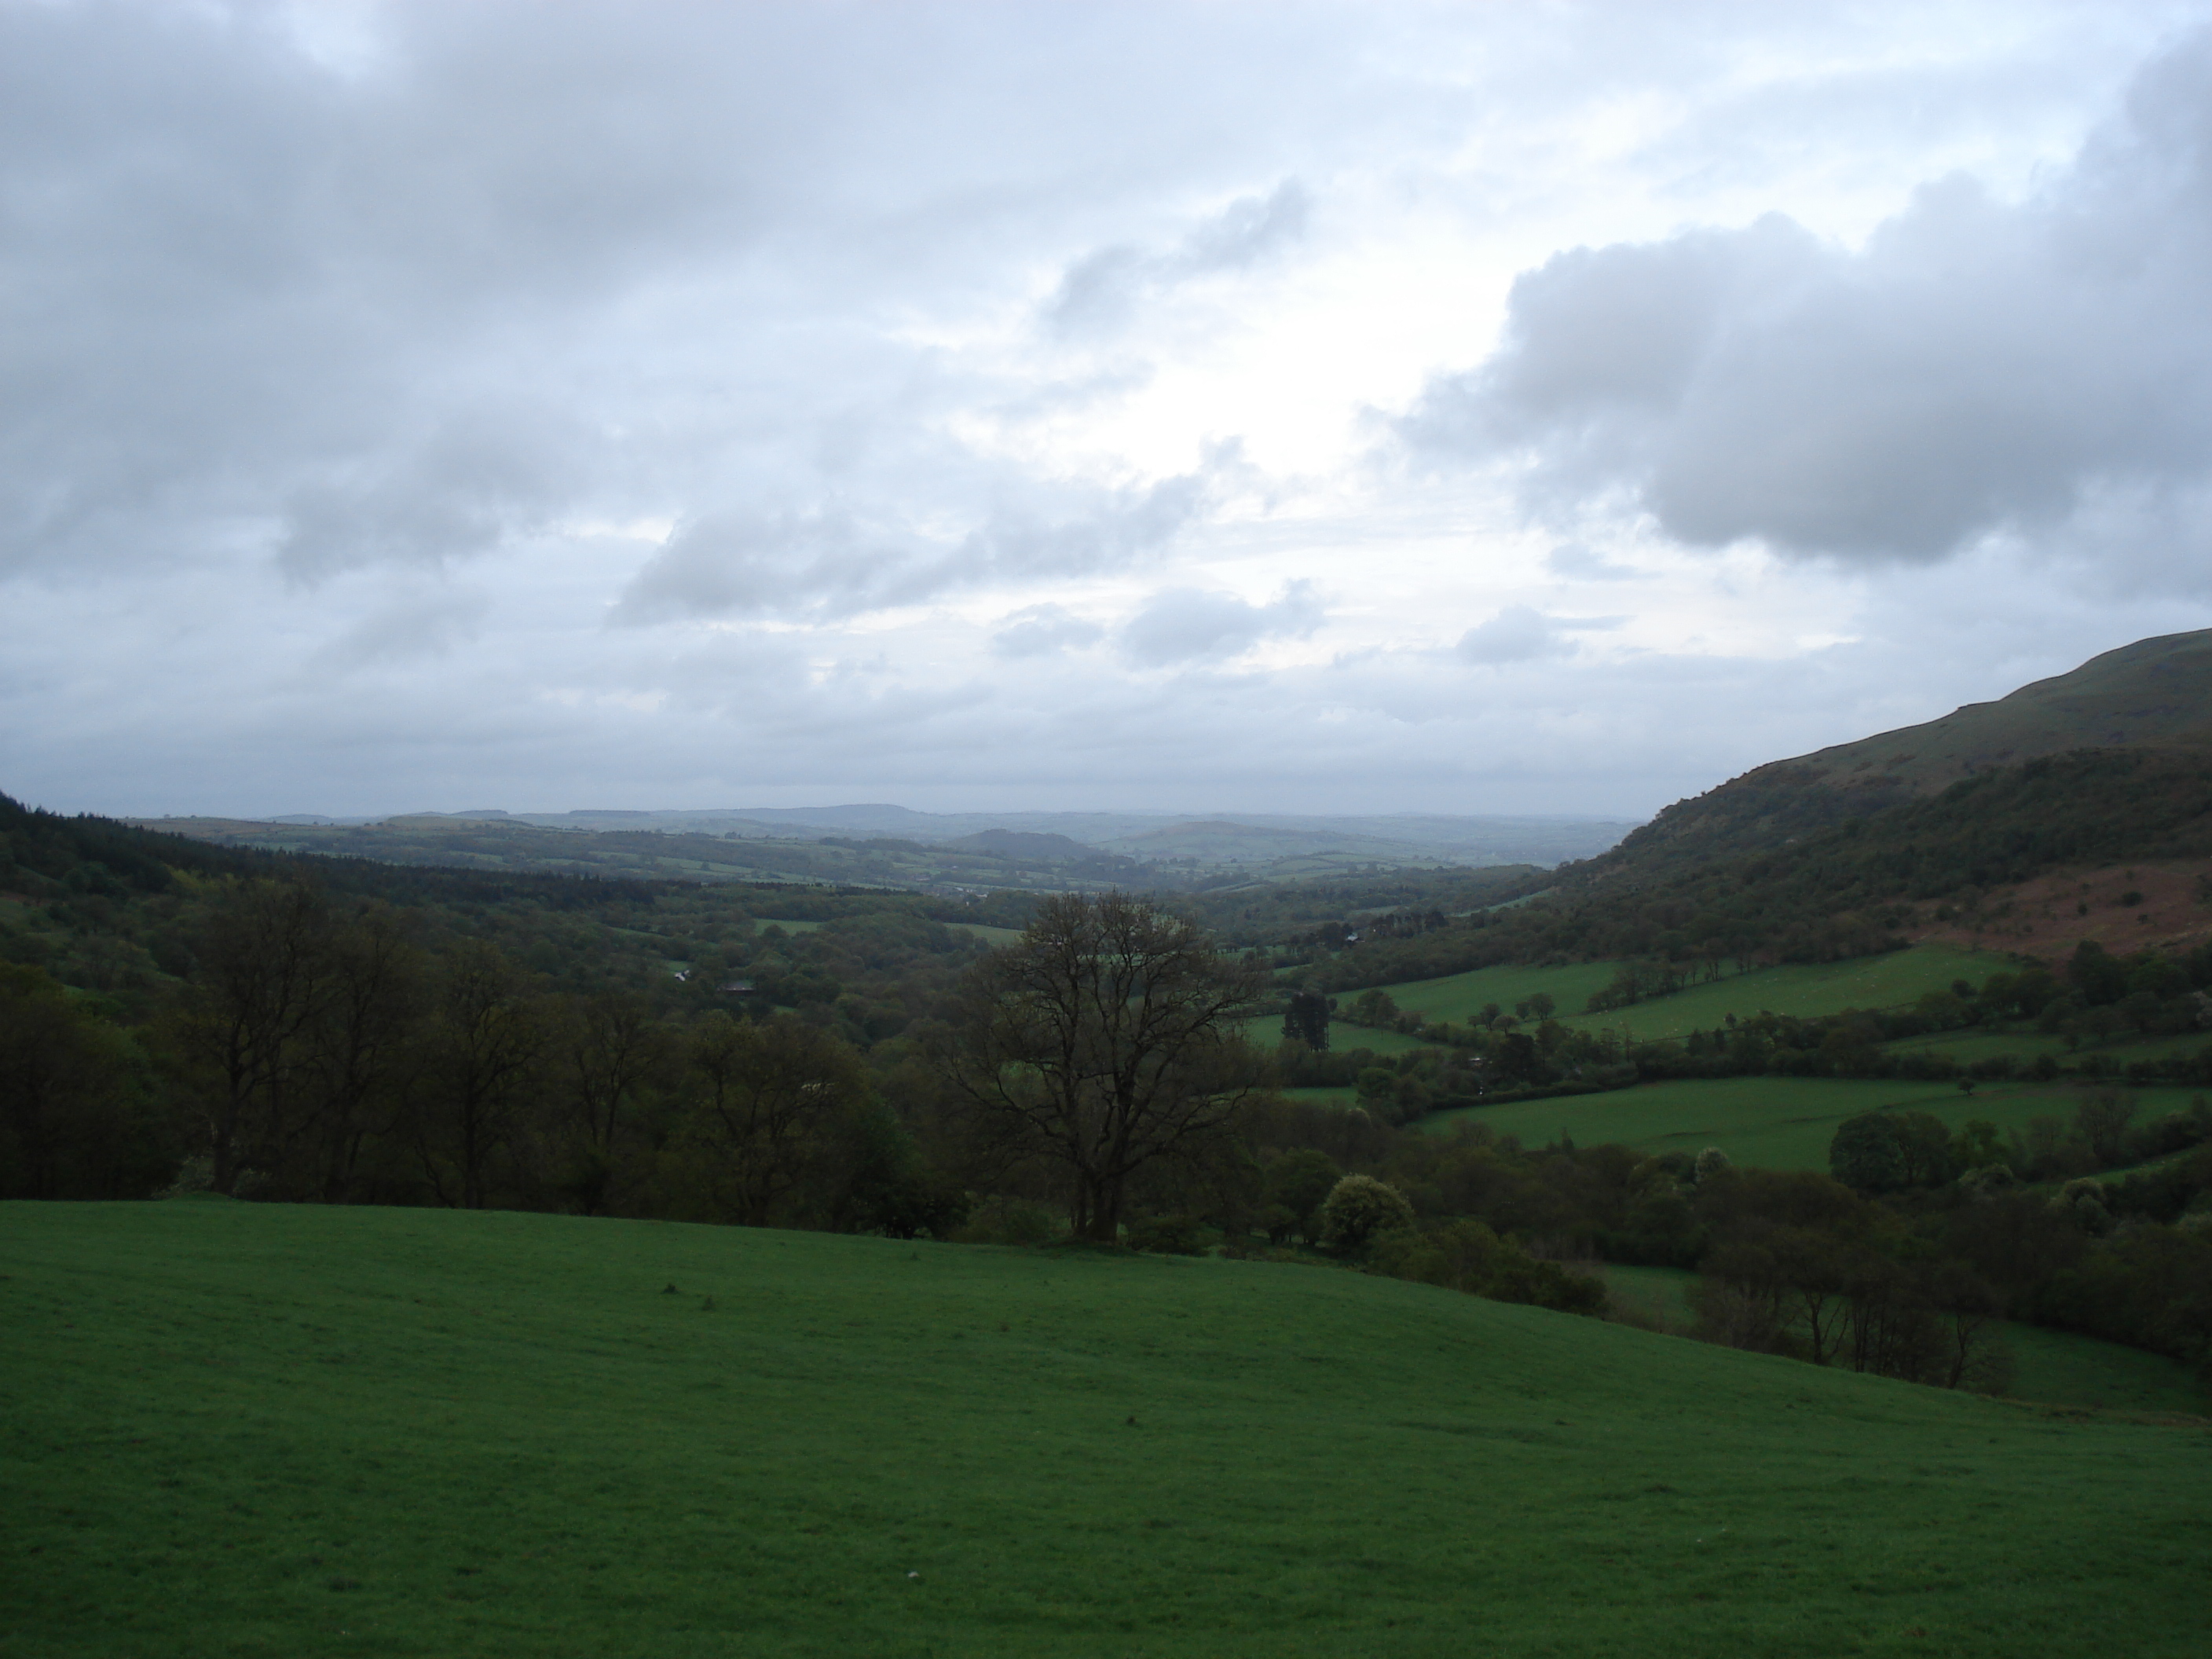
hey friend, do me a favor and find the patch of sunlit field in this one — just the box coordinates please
[5,1201,2208,1657]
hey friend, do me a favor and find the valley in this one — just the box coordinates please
[8,629,2212,1657]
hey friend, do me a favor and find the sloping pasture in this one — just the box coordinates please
[4,1201,2208,1657]
[1421,1078,2210,1171]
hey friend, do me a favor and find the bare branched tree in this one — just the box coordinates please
[943,892,1266,1241]
[682,1013,869,1225]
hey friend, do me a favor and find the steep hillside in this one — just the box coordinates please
[1612,629,2212,871]
[1289,635,2212,987]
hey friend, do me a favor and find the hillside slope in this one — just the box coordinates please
[4,1201,2208,1658]
[1611,629,2212,872]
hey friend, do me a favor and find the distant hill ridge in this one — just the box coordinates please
[1608,629,2212,873]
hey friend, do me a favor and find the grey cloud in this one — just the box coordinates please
[314,588,493,669]
[1119,580,1324,667]
[991,604,1105,660]
[1455,605,1577,666]
[611,511,884,625]
[613,462,1221,624]
[1046,181,1309,336]
[277,409,585,580]
[1401,32,2212,569]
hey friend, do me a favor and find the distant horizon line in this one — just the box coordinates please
[134,803,1648,827]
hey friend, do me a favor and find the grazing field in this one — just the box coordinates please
[1557,946,2020,1041]
[1241,1016,1427,1055]
[1369,945,2016,1040]
[5,1203,2211,1658]
[945,922,1026,947]
[1423,1077,2211,1170]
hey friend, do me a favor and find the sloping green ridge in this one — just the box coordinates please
[4,1203,2208,1658]
[1789,628,2212,799]
[1580,628,2212,881]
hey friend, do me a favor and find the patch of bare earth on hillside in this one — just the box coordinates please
[1905,859,2212,961]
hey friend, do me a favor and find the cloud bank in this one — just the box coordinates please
[2,2,2209,821]
[1401,34,2212,573]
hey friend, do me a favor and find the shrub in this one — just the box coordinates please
[953,1198,1060,1247]
[1829,1113,1905,1192]
[1366,1218,1606,1315]
[1317,1174,1416,1256]
[1261,1148,1342,1243]
[1127,1214,1207,1255]
[1960,1164,2019,1201]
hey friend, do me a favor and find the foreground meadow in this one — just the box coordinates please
[4,1200,2209,1658]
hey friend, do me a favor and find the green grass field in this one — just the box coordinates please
[1241,1016,1427,1055]
[1369,945,2016,1042]
[1423,1077,2212,1170]
[945,923,1026,947]
[5,1203,2210,1657]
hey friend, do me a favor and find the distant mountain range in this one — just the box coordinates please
[232,805,1641,873]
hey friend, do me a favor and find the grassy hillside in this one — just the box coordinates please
[1421,1077,2212,1171]
[1779,628,2212,799]
[5,1203,2209,1658]
[1599,628,2212,871]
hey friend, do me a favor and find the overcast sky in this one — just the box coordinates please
[5,0,2211,822]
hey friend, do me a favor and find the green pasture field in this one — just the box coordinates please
[1240,1016,1426,1055]
[1555,946,2016,1042]
[753,917,825,935]
[1372,945,2016,1042]
[1372,961,1621,1024]
[5,1203,2210,1659]
[1596,1267,2207,1415]
[945,923,1026,947]
[1423,1077,2211,1170]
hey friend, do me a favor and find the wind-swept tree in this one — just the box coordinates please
[942,892,1267,1241]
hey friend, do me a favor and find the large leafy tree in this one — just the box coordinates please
[943,892,1266,1241]
[680,1013,870,1226]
